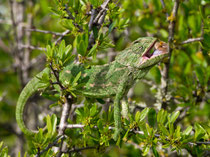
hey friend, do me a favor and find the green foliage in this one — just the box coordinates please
[45,40,74,68]
[28,114,58,155]
[0,142,10,157]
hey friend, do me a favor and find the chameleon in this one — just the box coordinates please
[16,37,168,140]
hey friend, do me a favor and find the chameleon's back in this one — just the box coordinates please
[60,61,132,98]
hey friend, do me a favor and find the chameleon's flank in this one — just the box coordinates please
[16,37,168,140]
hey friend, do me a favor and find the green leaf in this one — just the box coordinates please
[169,123,174,136]
[109,21,117,33]
[183,126,193,136]
[77,40,87,56]
[72,71,81,86]
[152,146,160,157]
[51,114,57,135]
[88,43,98,59]
[157,109,168,124]
[90,104,98,116]
[148,108,156,127]
[142,145,150,156]
[169,111,180,124]
[139,121,148,137]
[139,108,149,122]
[174,125,181,139]
[46,115,52,135]
[159,124,169,136]
[97,119,103,131]
[194,123,206,141]
[58,40,65,59]
[135,111,141,122]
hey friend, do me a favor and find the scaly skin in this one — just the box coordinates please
[16,37,168,139]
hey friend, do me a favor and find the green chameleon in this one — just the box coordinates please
[16,37,168,140]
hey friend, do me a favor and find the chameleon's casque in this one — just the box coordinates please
[16,37,168,140]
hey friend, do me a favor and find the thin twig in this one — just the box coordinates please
[49,62,65,90]
[54,30,71,45]
[25,28,65,36]
[20,29,71,51]
[63,146,97,154]
[20,44,46,51]
[35,135,65,157]
[88,8,97,31]
[181,37,203,44]
[64,4,83,32]
[66,124,114,130]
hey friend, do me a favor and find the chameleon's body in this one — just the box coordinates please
[16,37,168,139]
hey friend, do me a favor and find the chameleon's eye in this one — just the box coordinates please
[133,40,139,44]
[139,46,143,50]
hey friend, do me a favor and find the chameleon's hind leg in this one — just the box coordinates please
[113,80,127,141]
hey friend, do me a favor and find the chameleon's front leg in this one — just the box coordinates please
[113,80,127,141]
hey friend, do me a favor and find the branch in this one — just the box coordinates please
[181,37,203,45]
[20,44,46,51]
[160,0,180,109]
[25,28,65,36]
[54,30,71,45]
[63,146,97,154]
[20,29,71,52]
[49,62,74,156]
[87,0,111,50]
[35,135,65,157]
[64,4,83,32]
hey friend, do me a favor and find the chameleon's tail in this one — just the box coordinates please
[16,68,49,136]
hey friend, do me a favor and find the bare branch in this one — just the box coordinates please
[20,44,46,51]
[20,29,71,52]
[161,0,180,109]
[25,28,65,36]
[181,37,203,44]
[63,146,97,154]
[88,8,97,31]
[54,30,71,45]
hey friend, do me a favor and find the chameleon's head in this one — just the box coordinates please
[115,37,168,69]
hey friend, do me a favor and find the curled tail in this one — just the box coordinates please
[16,68,50,136]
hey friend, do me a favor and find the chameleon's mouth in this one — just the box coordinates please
[140,40,168,64]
